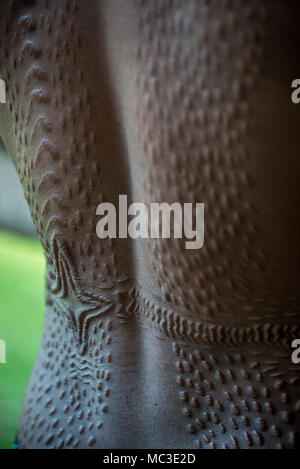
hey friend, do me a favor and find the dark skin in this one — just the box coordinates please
[0,0,300,448]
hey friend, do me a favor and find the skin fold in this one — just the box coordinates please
[0,0,299,448]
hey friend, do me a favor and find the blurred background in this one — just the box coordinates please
[0,140,44,449]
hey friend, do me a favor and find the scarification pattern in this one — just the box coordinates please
[0,0,299,449]
[173,343,300,449]
[18,304,113,448]
[134,287,300,348]
[0,0,132,448]
[130,0,300,323]
[0,0,132,351]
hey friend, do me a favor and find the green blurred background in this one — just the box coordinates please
[0,230,44,449]
[0,141,45,449]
